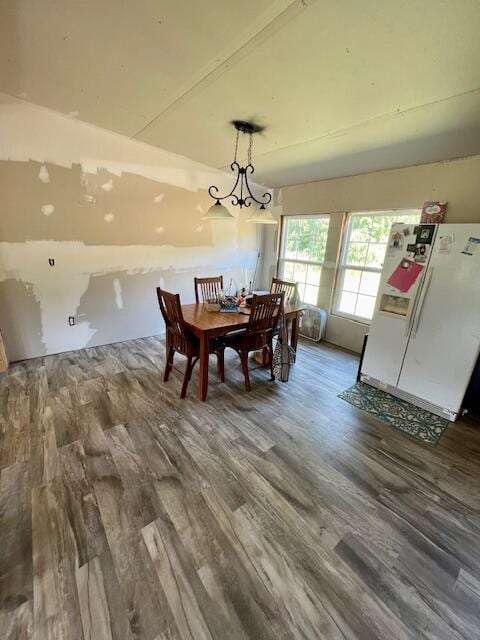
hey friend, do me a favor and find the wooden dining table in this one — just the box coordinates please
[181,302,305,400]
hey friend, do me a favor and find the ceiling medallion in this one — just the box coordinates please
[203,120,277,224]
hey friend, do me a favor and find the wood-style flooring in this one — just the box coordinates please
[1,336,480,639]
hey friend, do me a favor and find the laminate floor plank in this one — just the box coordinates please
[335,531,465,640]
[83,411,170,640]
[1,600,32,640]
[175,417,246,511]
[0,462,33,626]
[154,473,289,640]
[1,336,479,639]
[58,440,109,566]
[31,482,83,640]
[230,498,412,640]
[76,551,136,640]
[206,439,414,639]
[142,519,215,640]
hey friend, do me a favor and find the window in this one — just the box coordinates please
[278,214,330,305]
[334,210,421,322]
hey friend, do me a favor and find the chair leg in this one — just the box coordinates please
[181,356,194,398]
[164,344,174,382]
[240,349,251,392]
[261,346,269,367]
[268,338,275,381]
[187,357,199,382]
[216,348,225,382]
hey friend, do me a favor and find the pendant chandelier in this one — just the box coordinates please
[203,120,277,224]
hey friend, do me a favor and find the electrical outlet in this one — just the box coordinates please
[48,258,55,266]
[68,316,75,326]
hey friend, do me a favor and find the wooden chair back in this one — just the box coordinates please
[271,277,297,303]
[194,276,223,303]
[247,292,284,338]
[157,288,189,354]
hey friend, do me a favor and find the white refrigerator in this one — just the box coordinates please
[361,223,480,421]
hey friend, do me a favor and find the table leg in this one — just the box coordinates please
[199,333,210,401]
[290,313,299,359]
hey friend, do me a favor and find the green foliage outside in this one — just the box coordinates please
[285,218,330,263]
[346,213,419,267]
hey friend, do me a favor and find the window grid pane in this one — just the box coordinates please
[336,210,421,322]
[279,215,330,306]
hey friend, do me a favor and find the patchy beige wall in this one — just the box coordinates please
[0,94,263,361]
[261,154,480,353]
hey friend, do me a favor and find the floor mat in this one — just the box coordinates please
[338,382,450,445]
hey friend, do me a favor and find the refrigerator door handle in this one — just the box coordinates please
[411,267,434,338]
[404,298,416,336]
[404,276,425,336]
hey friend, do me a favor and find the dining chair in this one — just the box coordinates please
[270,277,297,303]
[194,275,223,304]
[270,276,297,345]
[224,292,284,392]
[157,287,225,398]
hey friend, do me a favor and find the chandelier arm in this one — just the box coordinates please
[242,164,272,207]
[207,162,241,202]
[230,193,240,207]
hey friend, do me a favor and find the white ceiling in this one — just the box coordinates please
[2,0,480,187]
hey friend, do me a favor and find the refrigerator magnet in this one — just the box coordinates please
[417,226,435,244]
[438,235,453,254]
[461,237,480,256]
[413,244,428,263]
[389,231,404,249]
[387,258,424,292]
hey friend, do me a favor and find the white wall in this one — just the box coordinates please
[0,94,264,361]
[261,155,480,352]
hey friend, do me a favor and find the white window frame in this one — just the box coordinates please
[277,213,330,307]
[333,209,421,324]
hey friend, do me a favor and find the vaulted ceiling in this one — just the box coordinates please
[2,0,480,186]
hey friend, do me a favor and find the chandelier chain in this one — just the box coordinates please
[248,133,253,165]
[233,129,240,163]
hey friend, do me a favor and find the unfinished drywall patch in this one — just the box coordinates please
[104,213,115,222]
[0,279,46,361]
[40,204,55,216]
[38,165,50,183]
[76,271,162,348]
[112,278,123,309]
